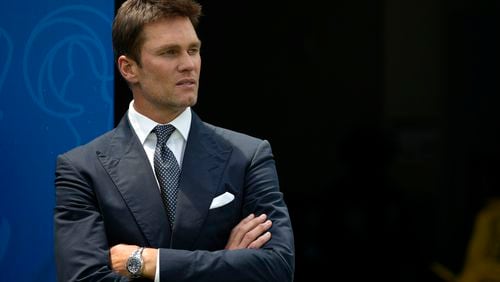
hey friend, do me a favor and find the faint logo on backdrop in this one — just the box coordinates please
[0,29,14,121]
[0,217,11,263]
[23,5,113,145]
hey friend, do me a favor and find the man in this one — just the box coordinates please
[54,0,295,281]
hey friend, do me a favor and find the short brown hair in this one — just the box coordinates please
[112,0,202,65]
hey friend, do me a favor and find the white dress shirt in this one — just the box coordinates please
[127,100,192,282]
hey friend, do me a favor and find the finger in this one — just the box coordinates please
[232,214,267,246]
[240,219,272,248]
[226,214,254,243]
[231,213,255,235]
[225,214,267,250]
[247,231,272,249]
[241,213,255,224]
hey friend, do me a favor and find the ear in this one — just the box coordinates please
[117,55,139,84]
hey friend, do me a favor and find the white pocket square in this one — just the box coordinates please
[209,192,235,209]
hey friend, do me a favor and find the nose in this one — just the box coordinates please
[177,51,197,72]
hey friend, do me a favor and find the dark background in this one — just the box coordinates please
[115,0,500,281]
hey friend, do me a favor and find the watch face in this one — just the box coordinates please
[127,256,142,274]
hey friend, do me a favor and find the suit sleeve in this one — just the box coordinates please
[54,154,127,282]
[159,140,295,282]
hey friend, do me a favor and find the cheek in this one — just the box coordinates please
[143,59,173,76]
[148,67,174,85]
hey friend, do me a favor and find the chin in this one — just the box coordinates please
[184,95,198,107]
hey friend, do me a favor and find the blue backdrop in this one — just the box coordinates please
[0,1,114,281]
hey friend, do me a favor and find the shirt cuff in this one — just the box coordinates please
[154,249,160,282]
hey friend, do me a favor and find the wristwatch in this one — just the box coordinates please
[126,246,144,279]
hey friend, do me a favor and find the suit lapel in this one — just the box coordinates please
[171,112,232,249]
[97,115,172,247]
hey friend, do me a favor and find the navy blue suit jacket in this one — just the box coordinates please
[54,111,295,281]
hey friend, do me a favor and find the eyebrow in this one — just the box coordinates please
[153,40,202,52]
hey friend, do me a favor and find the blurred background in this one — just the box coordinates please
[1,0,499,281]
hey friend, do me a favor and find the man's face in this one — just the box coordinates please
[131,16,201,120]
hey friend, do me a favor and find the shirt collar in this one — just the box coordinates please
[127,100,192,144]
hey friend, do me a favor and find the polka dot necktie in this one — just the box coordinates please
[153,124,180,228]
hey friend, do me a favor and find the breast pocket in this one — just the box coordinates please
[199,193,241,250]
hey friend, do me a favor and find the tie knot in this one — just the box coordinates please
[153,124,176,144]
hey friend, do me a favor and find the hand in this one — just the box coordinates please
[110,244,157,279]
[225,213,272,250]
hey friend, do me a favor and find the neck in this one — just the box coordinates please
[132,100,185,124]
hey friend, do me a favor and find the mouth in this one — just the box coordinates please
[176,78,197,87]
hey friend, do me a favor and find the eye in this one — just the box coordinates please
[160,49,178,56]
[188,47,200,55]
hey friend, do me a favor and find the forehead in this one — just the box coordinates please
[141,17,199,48]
